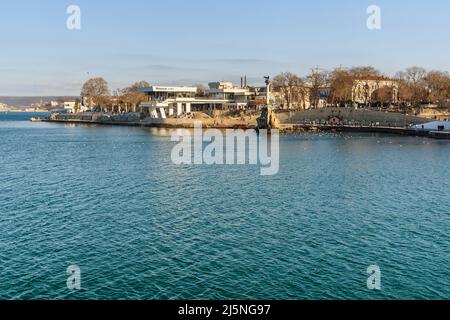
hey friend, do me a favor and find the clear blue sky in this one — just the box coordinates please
[0,0,449,95]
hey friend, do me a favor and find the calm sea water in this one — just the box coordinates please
[0,112,449,300]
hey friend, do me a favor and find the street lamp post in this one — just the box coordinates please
[428,88,432,107]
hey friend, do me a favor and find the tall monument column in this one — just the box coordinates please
[264,76,271,105]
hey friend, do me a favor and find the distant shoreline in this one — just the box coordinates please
[0,110,50,113]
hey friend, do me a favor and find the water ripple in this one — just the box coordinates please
[0,115,449,299]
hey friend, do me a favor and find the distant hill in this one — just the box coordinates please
[0,96,79,109]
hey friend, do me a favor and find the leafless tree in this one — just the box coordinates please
[81,77,110,110]
[272,73,308,109]
[423,71,450,106]
[307,69,329,108]
[372,86,395,106]
[123,81,150,112]
[349,66,381,77]
[328,68,353,106]
[396,67,427,107]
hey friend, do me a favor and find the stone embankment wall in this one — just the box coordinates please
[276,108,427,127]
[50,112,143,123]
[417,108,450,121]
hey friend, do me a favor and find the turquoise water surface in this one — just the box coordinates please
[0,112,449,300]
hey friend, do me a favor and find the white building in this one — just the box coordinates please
[352,76,399,105]
[139,86,197,118]
[63,101,77,113]
[412,121,450,132]
[139,80,269,119]
[50,101,60,108]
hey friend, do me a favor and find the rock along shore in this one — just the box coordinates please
[32,108,449,139]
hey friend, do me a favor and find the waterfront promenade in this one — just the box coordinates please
[33,111,260,129]
[32,107,450,138]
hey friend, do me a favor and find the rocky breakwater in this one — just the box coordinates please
[256,106,280,132]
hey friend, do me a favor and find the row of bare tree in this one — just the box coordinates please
[271,66,450,109]
[396,68,450,107]
[80,78,150,112]
[80,67,450,113]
